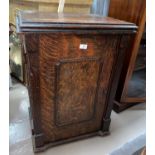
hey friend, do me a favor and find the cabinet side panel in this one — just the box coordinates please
[25,34,45,147]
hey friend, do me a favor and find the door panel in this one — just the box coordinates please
[55,57,102,126]
[38,33,118,141]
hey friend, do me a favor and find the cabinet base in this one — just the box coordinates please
[33,130,110,153]
[113,100,141,113]
[31,115,111,153]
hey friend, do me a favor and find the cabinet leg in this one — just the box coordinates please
[98,118,111,136]
[33,133,45,152]
[113,100,141,113]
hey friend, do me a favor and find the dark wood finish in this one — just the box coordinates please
[109,0,146,112]
[17,11,136,152]
[55,58,101,126]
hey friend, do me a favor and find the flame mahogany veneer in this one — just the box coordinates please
[17,11,137,152]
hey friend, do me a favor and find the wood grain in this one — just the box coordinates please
[37,33,119,142]
[18,11,137,152]
[109,0,145,25]
[55,58,101,126]
[17,11,137,31]
[109,0,146,112]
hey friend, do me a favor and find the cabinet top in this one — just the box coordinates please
[17,11,137,32]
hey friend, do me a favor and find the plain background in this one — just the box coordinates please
[0,0,154,154]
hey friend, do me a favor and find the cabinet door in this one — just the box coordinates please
[54,57,102,126]
[25,33,119,142]
[37,33,119,141]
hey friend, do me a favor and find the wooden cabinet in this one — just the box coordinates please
[108,0,146,112]
[17,11,137,152]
